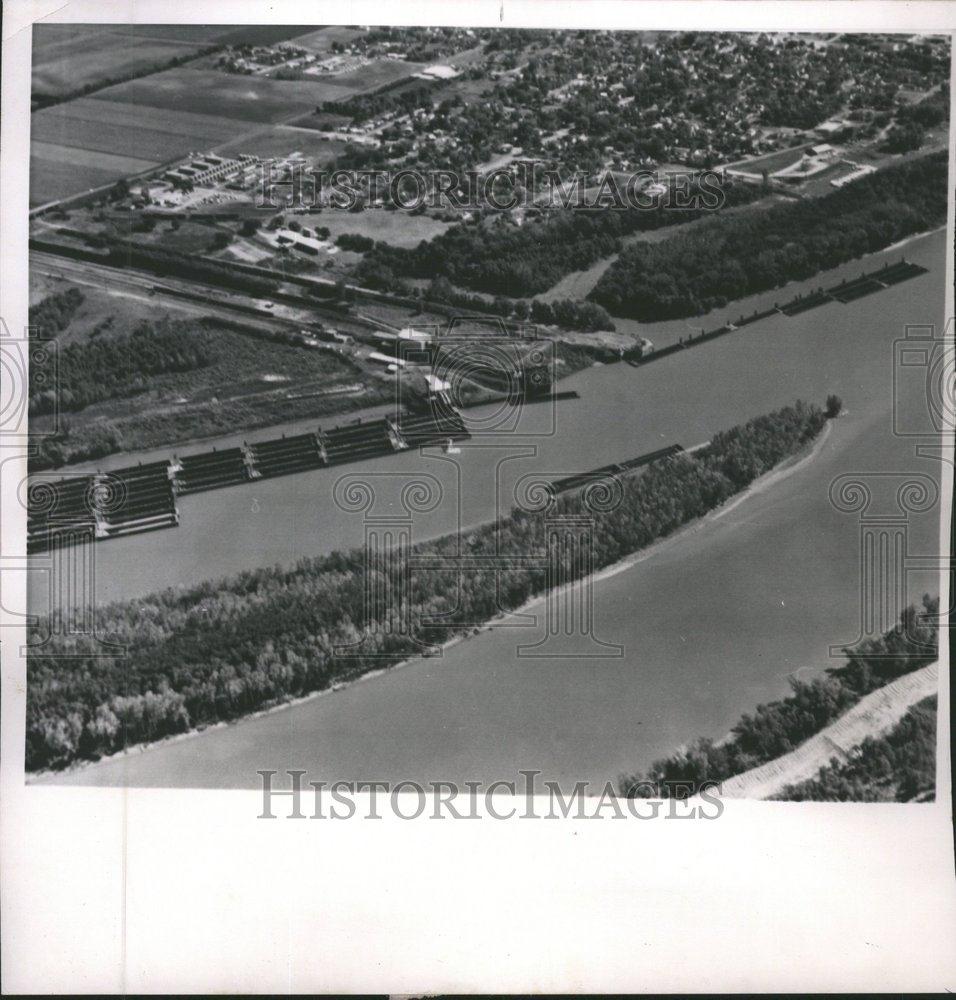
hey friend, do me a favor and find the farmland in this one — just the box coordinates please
[32,98,244,157]
[93,68,357,122]
[30,139,162,208]
[30,23,317,106]
[28,26,426,206]
[31,24,213,102]
[29,96,258,206]
[29,156,130,205]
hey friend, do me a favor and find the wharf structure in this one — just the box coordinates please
[27,401,468,553]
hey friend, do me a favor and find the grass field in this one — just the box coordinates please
[296,207,454,248]
[294,26,368,53]
[727,144,812,175]
[318,58,427,92]
[214,125,348,161]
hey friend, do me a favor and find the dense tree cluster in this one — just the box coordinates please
[590,152,948,320]
[359,177,759,298]
[29,319,215,416]
[881,122,925,153]
[530,298,615,332]
[31,424,124,472]
[896,84,949,128]
[776,696,937,802]
[619,595,940,797]
[28,287,85,337]
[335,233,376,252]
[27,401,828,771]
[319,79,442,122]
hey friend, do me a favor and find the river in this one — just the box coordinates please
[31,228,948,787]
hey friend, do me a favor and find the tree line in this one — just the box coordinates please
[618,595,940,798]
[589,152,948,321]
[29,319,215,417]
[776,695,937,802]
[356,176,761,299]
[29,287,85,336]
[27,400,829,771]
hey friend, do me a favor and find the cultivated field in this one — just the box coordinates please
[29,98,251,206]
[95,67,382,122]
[31,23,315,102]
[31,140,157,176]
[31,24,209,100]
[30,156,138,206]
[29,36,425,206]
[32,98,244,156]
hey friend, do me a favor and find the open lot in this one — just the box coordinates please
[295,207,455,248]
[725,144,813,175]
[214,125,348,161]
[317,57,428,92]
[294,26,368,53]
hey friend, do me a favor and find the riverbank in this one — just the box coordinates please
[26,226,945,610]
[720,661,939,800]
[29,405,832,782]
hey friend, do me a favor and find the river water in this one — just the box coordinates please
[32,228,948,787]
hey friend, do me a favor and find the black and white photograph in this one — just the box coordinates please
[2,0,955,993]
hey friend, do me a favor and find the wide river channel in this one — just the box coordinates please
[33,228,948,787]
